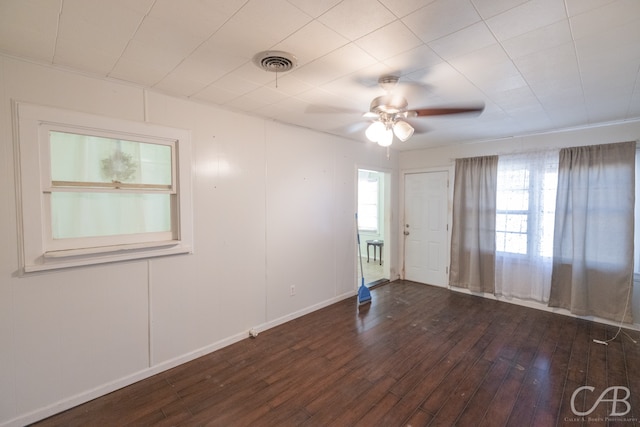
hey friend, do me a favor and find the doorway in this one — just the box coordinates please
[357,168,390,287]
[403,171,449,287]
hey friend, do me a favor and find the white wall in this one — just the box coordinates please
[0,56,400,426]
[399,121,640,329]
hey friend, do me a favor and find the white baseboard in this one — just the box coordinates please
[3,290,357,427]
[249,290,357,334]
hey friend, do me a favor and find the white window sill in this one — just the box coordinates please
[24,242,192,273]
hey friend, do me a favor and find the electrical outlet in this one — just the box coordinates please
[290,285,296,296]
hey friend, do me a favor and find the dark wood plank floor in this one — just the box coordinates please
[33,281,640,427]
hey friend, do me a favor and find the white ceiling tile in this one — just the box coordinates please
[584,80,636,103]
[118,39,186,72]
[355,21,423,61]
[531,80,583,102]
[489,86,539,110]
[486,0,567,41]
[2,0,639,150]
[147,0,246,38]
[509,105,550,122]
[225,94,269,112]
[292,44,377,86]
[264,75,314,97]
[253,100,289,119]
[451,44,527,95]
[318,77,380,110]
[111,39,186,85]
[402,0,481,43]
[340,62,398,88]
[570,0,640,40]
[471,0,528,19]
[565,0,616,17]
[407,62,484,102]
[109,55,170,87]
[428,22,497,60]
[585,89,632,122]
[53,38,118,76]
[501,19,572,59]
[54,3,147,73]
[273,21,348,67]
[222,61,279,87]
[378,0,437,18]
[192,84,239,105]
[131,16,204,56]
[242,85,291,106]
[546,106,589,128]
[206,72,262,98]
[211,0,311,55]
[574,20,640,63]
[538,92,584,110]
[449,43,511,70]
[579,56,640,94]
[295,87,345,106]
[513,42,580,87]
[471,68,527,94]
[59,0,151,25]
[160,44,249,89]
[153,74,209,98]
[55,0,152,64]
[286,0,342,18]
[318,0,397,41]
[0,0,61,61]
[382,45,443,76]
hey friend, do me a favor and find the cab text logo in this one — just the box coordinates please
[570,386,631,417]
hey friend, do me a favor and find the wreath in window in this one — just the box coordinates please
[101,150,137,183]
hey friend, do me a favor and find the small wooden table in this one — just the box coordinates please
[366,240,383,265]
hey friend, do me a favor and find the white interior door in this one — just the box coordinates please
[404,171,449,286]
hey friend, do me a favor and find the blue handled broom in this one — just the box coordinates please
[356,213,372,307]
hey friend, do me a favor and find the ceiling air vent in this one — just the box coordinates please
[252,51,297,73]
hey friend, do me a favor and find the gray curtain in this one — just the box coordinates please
[450,156,498,293]
[549,141,635,323]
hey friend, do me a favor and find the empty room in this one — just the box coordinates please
[1,0,640,426]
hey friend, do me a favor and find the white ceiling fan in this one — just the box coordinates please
[363,75,485,147]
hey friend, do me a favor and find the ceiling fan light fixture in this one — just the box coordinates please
[393,120,414,142]
[377,128,393,147]
[365,121,386,142]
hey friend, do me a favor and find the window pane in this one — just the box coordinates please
[503,232,527,254]
[50,131,172,186]
[505,213,527,233]
[496,190,529,210]
[358,171,379,231]
[51,192,171,239]
[498,169,529,190]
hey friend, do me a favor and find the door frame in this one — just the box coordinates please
[356,164,393,285]
[399,166,454,284]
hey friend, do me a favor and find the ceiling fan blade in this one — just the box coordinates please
[405,119,430,134]
[409,105,484,117]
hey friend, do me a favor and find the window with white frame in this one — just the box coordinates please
[15,103,193,273]
[495,152,558,257]
[358,170,380,233]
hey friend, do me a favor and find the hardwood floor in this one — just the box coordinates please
[33,281,640,426]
